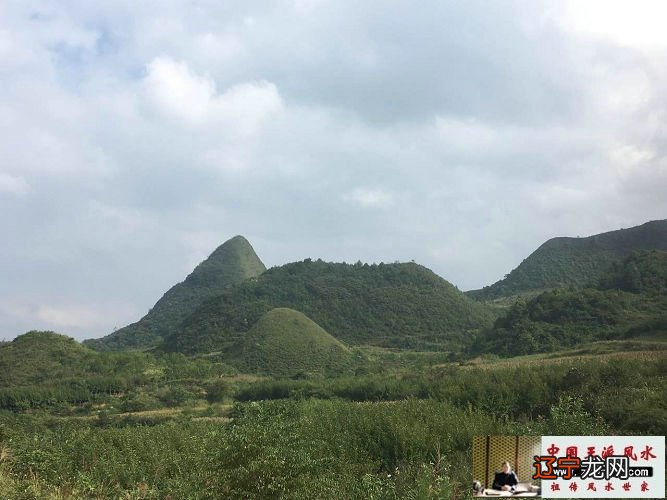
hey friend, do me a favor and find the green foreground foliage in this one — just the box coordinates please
[0,348,663,498]
[0,396,610,499]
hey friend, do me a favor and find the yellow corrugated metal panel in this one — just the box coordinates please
[472,436,487,487]
[473,436,540,489]
[517,436,541,484]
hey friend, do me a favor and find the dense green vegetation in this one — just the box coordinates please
[0,331,95,387]
[597,249,667,294]
[0,331,236,413]
[0,348,662,498]
[478,250,667,356]
[228,308,360,377]
[2,223,666,497]
[85,235,266,351]
[162,260,495,354]
[234,351,666,434]
[0,400,509,499]
[468,219,667,300]
[5,331,664,435]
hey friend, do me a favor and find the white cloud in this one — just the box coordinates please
[37,305,101,329]
[194,32,245,64]
[608,145,655,175]
[142,56,216,123]
[0,298,139,339]
[343,187,394,208]
[560,0,667,49]
[142,56,283,131]
[0,300,32,322]
[1,0,666,340]
[87,201,155,235]
[0,173,29,195]
[213,80,283,135]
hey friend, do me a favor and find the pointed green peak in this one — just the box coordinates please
[185,235,266,287]
[85,235,267,351]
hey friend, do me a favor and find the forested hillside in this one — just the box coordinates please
[468,219,667,300]
[477,250,667,356]
[85,235,266,351]
[161,260,495,354]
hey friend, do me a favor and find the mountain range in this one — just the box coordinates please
[82,219,667,362]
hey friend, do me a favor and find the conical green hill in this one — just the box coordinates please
[182,235,267,288]
[85,235,266,351]
[228,308,354,377]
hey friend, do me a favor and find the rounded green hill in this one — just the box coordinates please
[228,308,355,377]
[0,331,94,386]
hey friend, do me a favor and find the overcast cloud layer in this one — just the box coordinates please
[1,0,666,340]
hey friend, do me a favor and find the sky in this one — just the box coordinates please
[1,0,666,341]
